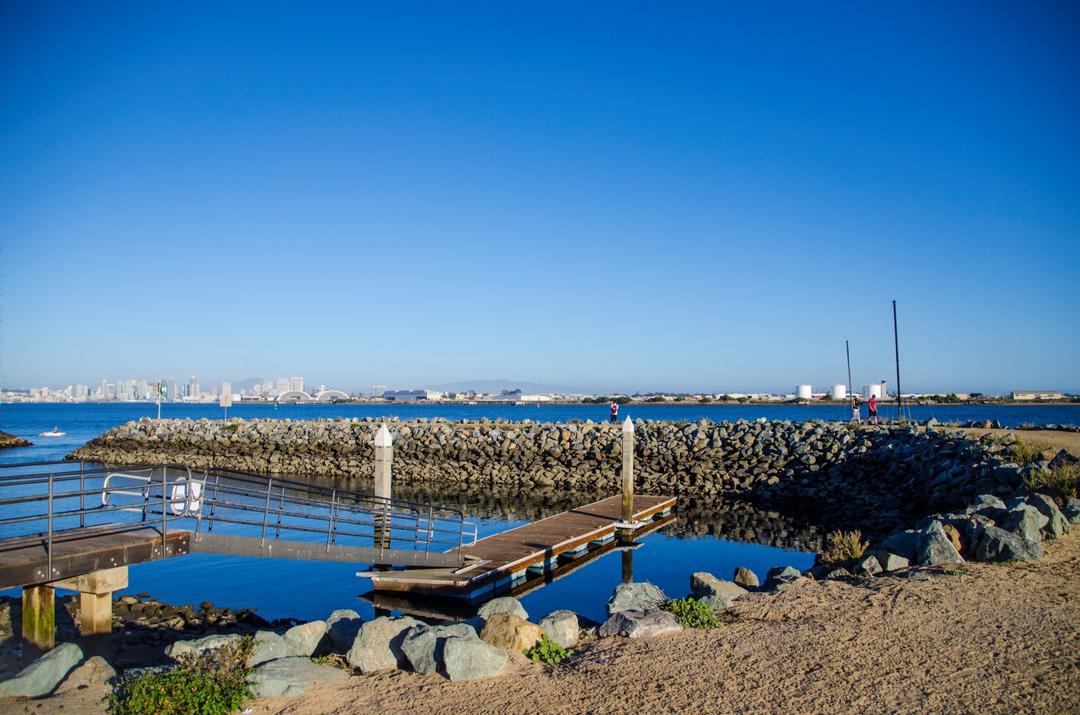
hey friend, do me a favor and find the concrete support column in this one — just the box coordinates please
[373,425,393,549]
[22,584,55,651]
[53,566,128,636]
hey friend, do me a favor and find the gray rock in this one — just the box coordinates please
[824,567,852,580]
[55,655,115,693]
[874,552,911,572]
[538,610,579,649]
[477,596,527,621]
[878,530,922,562]
[1002,504,1048,543]
[326,609,363,652]
[732,566,760,589]
[347,615,420,672]
[975,525,1044,562]
[1026,493,1070,538]
[690,573,747,609]
[165,633,242,661]
[607,581,667,615]
[401,623,477,675]
[917,521,964,566]
[442,636,508,681]
[251,630,288,666]
[284,620,327,657]
[598,609,683,638]
[249,656,346,698]
[1063,498,1080,525]
[764,566,802,590]
[855,555,882,576]
[1049,449,1078,470]
[0,642,83,698]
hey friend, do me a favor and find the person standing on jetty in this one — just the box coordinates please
[868,393,879,424]
[850,394,862,424]
[610,401,619,423]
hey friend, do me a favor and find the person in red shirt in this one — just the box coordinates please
[610,401,619,423]
[868,394,879,424]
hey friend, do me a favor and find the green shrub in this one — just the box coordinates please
[660,597,720,629]
[524,633,574,665]
[1025,463,1080,503]
[820,530,868,566]
[1010,437,1049,466]
[110,636,254,715]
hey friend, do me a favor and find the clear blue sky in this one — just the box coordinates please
[2,2,1078,394]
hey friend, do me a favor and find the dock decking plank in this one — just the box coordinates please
[369,493,675,596]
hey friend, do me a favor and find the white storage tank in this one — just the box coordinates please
[830,383,847,400]
[864,383,884,399]
[796,384,813,400]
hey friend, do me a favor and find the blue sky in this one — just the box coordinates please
[1,2,1078,394]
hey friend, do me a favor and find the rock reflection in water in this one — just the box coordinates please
[282,472,822,554]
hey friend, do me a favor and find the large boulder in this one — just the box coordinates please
[326,609,363,652]
[0,642,83,697]
[480,613,543,651]
[1063,498,1080,525]
[165,633,242,661]
[878,530,922,562]
[598,609,682,638]
[732,566,760,589]
[442,636,508,681]
[284,620,328,657]
[872,552,911,572]
[538,610,579,649]
[1026,493,1070,538]
[401,623,477,675]
[1002,505,1048,544]
[764,566,802,590]
[854,555,882,577]
[56,655,116,694]
[917,521,964,566]
[249,656,346,698]
[477,596,528,621]
[251,631,289,666]
[690,573,747,609]
[607,582,667,615]
[347,615,420,673]
[974,525,1044,563]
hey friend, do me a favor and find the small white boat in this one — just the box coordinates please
[39,428,66,437]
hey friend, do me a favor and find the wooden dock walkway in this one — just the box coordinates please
[367,493,676,599]
[0,524,190,589]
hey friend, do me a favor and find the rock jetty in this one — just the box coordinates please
[72,417,1022,535]
[0,430,31,450]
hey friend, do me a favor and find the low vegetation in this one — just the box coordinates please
[660,597,721,629]
[820,530,869,566]
[1025,463,1080,503]
[1010,437,1050,466]
[524,633,574,665]
[110,636,254,715]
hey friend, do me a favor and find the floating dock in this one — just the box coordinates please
[366,494,676,600]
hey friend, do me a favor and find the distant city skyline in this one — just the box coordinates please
[2,3,1078,394]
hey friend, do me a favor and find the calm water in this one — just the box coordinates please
[0,401,1074,624]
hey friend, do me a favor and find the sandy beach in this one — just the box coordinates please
[21,528,1070,715]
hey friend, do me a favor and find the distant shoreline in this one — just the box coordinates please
[2,400,1078,408]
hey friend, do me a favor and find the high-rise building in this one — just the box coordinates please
[188,376,198,399]
[99,379,108,400]
[167,378,178,401]
[275,378,290,395]
[290,377,304,393]
[75,384,88,401]
[372,385,386,397]
[262,379,273,396]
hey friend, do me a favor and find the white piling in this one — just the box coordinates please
[621,416,634,524]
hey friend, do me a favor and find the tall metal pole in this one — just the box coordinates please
[893,300,902,422]
[845,340,853,401]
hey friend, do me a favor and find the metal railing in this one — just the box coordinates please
[0,461,478,575]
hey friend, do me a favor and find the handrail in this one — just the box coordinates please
[0,461,478,569]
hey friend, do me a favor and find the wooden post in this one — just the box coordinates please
[621,548,634,584]
[22,584,55,651]
[53,566,128,636]
[621,417,634,524]
[373,424,392,549]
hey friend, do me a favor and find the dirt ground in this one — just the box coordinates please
[959,428,1080,456]
[8,531,1079,715]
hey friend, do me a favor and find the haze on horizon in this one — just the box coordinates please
[1,2,1078,395]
